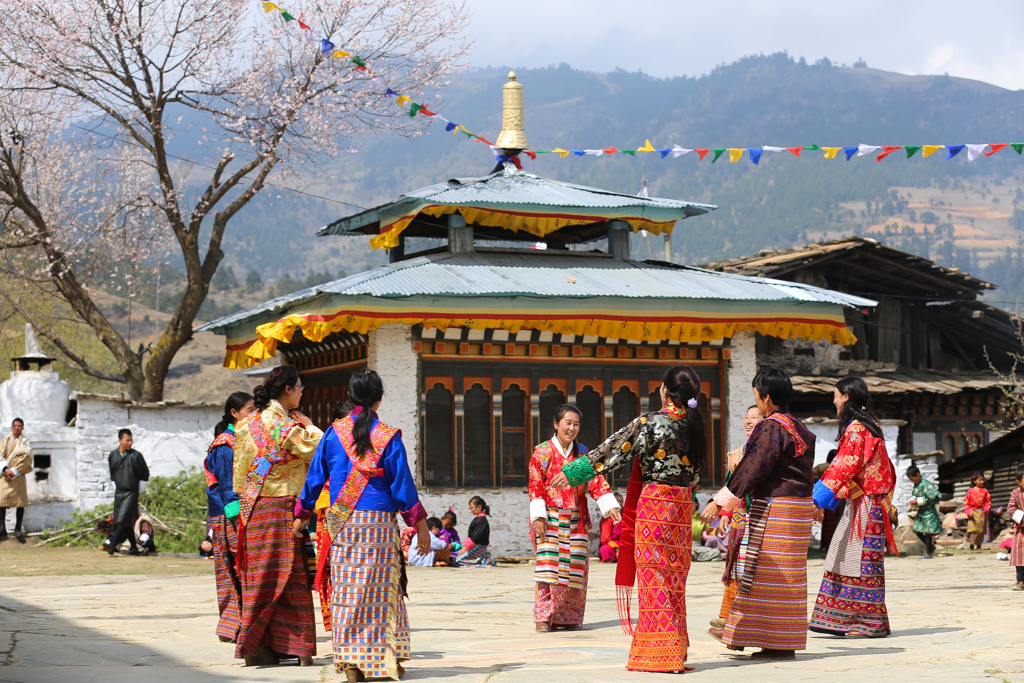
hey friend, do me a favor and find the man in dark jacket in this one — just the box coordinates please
[103,429,150,556]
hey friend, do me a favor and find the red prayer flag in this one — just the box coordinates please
[523,150,537,160]
[297,14,310,29]
[510,155,523,170]
[418,105,436,116]
[695,148,710,160]
[786,146,802,157]
[602,147,619,154]
[985,143,1009,157]
[876,145,903,161]
[476,136,494,146]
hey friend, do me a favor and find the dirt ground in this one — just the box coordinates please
[0,539,211,577]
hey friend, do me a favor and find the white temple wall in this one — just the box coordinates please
[74,396,222,512]
[367,324,421,474]
[726,330,757,451]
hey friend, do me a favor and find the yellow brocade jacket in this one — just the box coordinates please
[232,400,324,497]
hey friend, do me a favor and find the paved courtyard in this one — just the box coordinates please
[0,550,1019,682]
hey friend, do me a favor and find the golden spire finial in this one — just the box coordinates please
[495,71,528,151]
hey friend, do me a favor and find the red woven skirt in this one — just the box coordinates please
[627,484,692,672]
[210,514,242,642]
[234,496,316,659]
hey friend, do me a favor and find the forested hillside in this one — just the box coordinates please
[178,53,1024,307]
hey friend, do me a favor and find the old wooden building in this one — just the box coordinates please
[703,237,1020,458]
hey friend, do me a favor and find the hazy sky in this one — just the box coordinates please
[461,0,1024,90]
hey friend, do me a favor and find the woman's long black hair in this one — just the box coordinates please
[348,368,385,456]
[662,364,706,475]
[252,365,300,411]
[214,391,253,436]
[834,376,883,440]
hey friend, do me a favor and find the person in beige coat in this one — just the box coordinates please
[0,418,32,541]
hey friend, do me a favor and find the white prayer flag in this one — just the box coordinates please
[965,144,989,161]
[857,144,881,156]
[671,145,693,157]
[583,149,604,156]
[761,146,786,153]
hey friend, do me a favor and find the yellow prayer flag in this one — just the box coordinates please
[822,147,842,159]
[452,125,466,136]
[727,148,744,163]
[552,148,570,159]
[637,139,656,153]
[331,50,350,58]
[261,1,282,12]
[922,145,944,158]
[395,95,411,108]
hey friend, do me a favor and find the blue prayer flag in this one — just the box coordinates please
[843,147,858,161]
[385,88,398,97]
[658,149,671,159]
[748,148,763,165]
[946,144,965,159]
[445,121,457,132]
[320,39,335,55]
[571,150,585,156]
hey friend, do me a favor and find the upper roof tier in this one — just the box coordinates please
[318,168,716,250]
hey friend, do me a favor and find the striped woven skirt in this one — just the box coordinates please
[718,504,746,620]
[534,506,590,626]
[210,514,242,642]
[457,543,495,566]
[809,495,890,637]
[234,496,316,659]
[331,509,410,679]
[722,496,813,651]
[627,484,692,672]
[966,509,986,546]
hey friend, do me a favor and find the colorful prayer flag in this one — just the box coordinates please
[552,148,570,159]
[876,146,903,161]
[985,143,1009,157]
[1012,143,1024,155]
[671,145,692,157]
[320,39,334,55]
[965,144,988,161]
[857,144,881,156]
[281,10,295,21]
[695,149,710,160]
[727,148,744,162]
[332,50,349,58]
[261,1,281,12]
[905,146,921,159]
[637,139,656,153]
[748,148,763,165]
[922,145,944,158]
[711,148,726,163]
[843,147,858,160]
[946,144,965,159]
[602,147,619,154]
[805,144,820,151]
[822,147,842,159]
[786,146,802,157]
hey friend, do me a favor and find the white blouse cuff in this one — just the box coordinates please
[713,486,742,511]
[596,492,620,518]
[529,498,548,522]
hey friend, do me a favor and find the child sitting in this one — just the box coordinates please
[439,509,461,546]
[408,517,454,567]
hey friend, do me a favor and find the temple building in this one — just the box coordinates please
[198,73,871,552]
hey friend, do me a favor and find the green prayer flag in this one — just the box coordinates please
[805,144,820,151]
[621,150,636,156]
[711,148,726,163]
[535,150,551,154]
[409,103,422,118]
[905,146,921,159]
[352,55,366,67]
[281,10,295,20]
[1012,143,1024,155]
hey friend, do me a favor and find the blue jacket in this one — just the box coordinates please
[204,430,239,518]
[299,417,419,514]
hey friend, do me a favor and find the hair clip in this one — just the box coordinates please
[686,398,698,409]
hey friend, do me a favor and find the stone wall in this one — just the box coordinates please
[367,324,421,473]
[726,331,757,451]
[73,396,222,512]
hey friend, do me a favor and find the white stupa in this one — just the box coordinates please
[0,324,71,426]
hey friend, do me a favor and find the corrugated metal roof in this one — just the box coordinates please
[318,171,715,237]
[792,370,1006,395]
[197,249,874,333]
